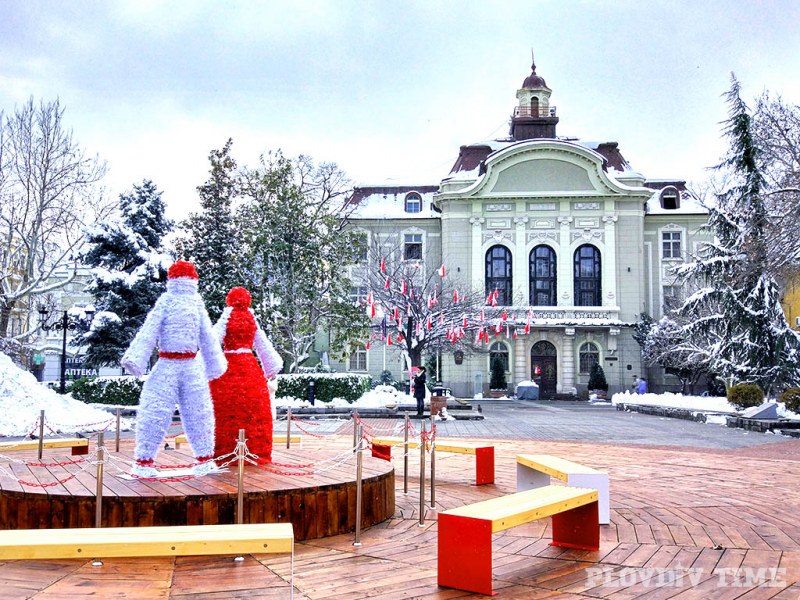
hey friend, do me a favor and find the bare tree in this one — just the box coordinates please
[0,97,109,338]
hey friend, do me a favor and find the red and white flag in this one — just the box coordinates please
[438,264,446,277]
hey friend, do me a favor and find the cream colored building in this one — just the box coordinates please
[332,60,709,397]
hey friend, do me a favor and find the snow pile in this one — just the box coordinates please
[274,385,408,410]
[611,391,735,412]
[611,390,800,420]
[0,352,119,436]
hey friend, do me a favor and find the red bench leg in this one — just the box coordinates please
[551,500,599,551]
[371,443,392,461]
[72,445,88,456]
[438,514,495,595]
[474,447,494,485]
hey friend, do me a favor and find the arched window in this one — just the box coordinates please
[485,245,512,305]
[489,342,509,372]
[573,245,601,306]
[529,245,556,306]
[405,192,421,213]
[579,342,600,374]
[530,97,539,117]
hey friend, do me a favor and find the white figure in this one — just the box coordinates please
[121,261,227,477]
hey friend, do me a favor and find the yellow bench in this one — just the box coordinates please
[0,437,89,456]
[438,485,599,595]
[370,436,494,485]
[173,433,301,449]
[516,454,610,524]
[0,522,294,560]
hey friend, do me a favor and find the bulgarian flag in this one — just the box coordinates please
[380,257,386,273]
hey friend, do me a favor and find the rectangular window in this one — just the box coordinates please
[662,231,682,259]
[355,234,368,263]
[349,286,368,305]
[349,347,367,371]
[404,233,422,260]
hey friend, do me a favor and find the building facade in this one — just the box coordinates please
[335,60,710,397]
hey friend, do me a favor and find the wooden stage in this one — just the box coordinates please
[0,440,395,540]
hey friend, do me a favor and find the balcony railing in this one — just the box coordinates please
[513,106,557,118]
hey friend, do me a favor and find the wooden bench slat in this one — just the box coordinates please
[370,437,488,454]
[0,438,89,452]
[442,486,597,532]
[0,523,294,560]
[516,454,602,480]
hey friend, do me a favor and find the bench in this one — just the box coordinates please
[516,454,610,524]
[370,436,494,485]
[173,433,301,449]
[0,437,89,456]
[0,522,294,560]
[438,485,599,595]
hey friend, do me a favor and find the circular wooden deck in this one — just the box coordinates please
[0,440,394,541]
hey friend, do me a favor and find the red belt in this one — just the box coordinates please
[158,351,197,360]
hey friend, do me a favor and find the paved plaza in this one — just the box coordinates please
[2,401,800,598]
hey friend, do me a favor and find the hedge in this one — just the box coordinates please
[69,376,143,406]
[276,373,372,404]
[727,383,764,410]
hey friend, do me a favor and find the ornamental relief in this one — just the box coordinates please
[527,231,558,243]
[572,202,600,210]
[527,202,557,211]
[485,203,514,212]
[532,218,555,228]
[483,231,514,243]
[469,217,486,228]
[571,229,603,242]
[487,219,511,229]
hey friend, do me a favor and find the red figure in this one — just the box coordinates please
[210,287,283,464]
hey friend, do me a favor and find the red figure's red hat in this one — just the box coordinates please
[226,287,252,308]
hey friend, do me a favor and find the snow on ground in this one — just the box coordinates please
[275,384,411,410]
[611,390,800,420]
[0,352,123,436]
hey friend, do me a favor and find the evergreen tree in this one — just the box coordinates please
[675,76,800,393]
[587,362,608,392]
[80,180,173,367]
[177,139,242,320]
[489,355,507,390]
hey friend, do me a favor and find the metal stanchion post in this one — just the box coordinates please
[38,410,45,459]
[237,429,245,525]
[430,423,436,509]
[418,422,426,527]
[95,432,104,528]
[353,424,363,547]
[403,414,409,494]
[284,407,292,450]
[115,408,121,453]
[352,410,359,452]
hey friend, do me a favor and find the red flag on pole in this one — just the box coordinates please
[438,264,446,277]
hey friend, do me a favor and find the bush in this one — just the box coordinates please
[69,376,143,406]
[276,372,372,403]
[588,363,608,392]
[728,383,764,410]
[489,356,507,390]
[779,387,800,414]
[374,370,403,391]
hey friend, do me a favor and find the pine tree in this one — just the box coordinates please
[176,139,242,320]
[489,355,507,390]
[587,362,608,392]
[80,180,173,367]
[675,76,800,393]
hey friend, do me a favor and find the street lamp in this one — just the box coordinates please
[37,306,95,394]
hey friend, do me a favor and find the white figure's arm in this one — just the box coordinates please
[198,298,227,380]
[213,306,232,343]
[120,297,165,376]
[253,321,283,377]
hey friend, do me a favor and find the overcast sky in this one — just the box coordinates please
[2,1,799,220]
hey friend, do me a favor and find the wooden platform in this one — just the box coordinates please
[0,441,394,541]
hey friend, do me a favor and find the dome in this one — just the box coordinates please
[522,60,547,89]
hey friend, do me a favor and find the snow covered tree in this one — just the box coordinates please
[0,97,109,338]
[640,314,709,394]
[176,139,242,320]
[79,180,173,367]
[674,76,800,394]
[359,237,492,370]
[237,151,367,372]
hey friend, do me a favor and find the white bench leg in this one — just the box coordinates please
[516,463,550,491]
[569,473,610,525]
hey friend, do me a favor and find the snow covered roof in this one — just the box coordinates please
[645,185,708,216]
[346,185,440,220]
